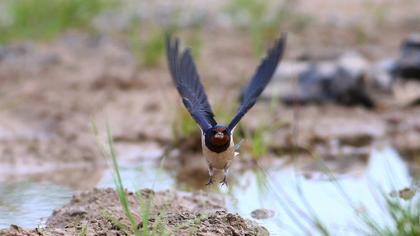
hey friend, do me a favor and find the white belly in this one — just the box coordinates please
[201,134,235,170]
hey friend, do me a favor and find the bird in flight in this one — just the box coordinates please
[166,34,287,185]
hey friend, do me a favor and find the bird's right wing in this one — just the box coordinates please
[166,35,217,131]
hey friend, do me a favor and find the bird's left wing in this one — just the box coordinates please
[166,35,217,131]
[228,34,287,131]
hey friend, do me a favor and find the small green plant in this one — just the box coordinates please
[364,0,389,27]
[249,126,269,160]
[244,118,286,160]
[93,121,206,235]
[93,122,168,235]
[93,122,205,236]
[129,25,166,67]
[127,11,203,68]
[171,105,200,144]
[362,192,420,236]
[93,122,142,235]
[133,29,203,68]
[171,214,206,235]
[225,0,309,57]
[352,25,369,44]
[78,223,88,236]
[184,26,203,60]
[0,0,117,44]
[257,149,420,236]
[142,30,165,67]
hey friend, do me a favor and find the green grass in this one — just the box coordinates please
[225,0,309,57]
[362,193,420,236]
[315,155,419,236]
[244,116,287,161]
[363,0,389,27]
[129,24,166,68]
[93,122,142,235]
[171,105,200,144]
[351,25,369,44]
[135,29,202,68]
[93,121,207,235]
[0,0,117,44]
[249,126,269,160]
[127,15,203,68]
[141,30,166,67]
[78,223,88,236]
[93,122,165,235]
[316,155,420,236]
[256,150,420,236]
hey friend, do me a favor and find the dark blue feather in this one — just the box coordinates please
[166,35,217,130]
[228,34,287,131]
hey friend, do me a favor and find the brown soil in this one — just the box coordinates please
[0,188,268,236]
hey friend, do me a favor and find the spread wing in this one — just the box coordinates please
[166,35,217,131]
[228,34,287,131]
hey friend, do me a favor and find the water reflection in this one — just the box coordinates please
[98,145,415,235]
[0,146,416,234]
[97,157,175,190]
[97,142,175,190]
[225,147,414,235]
[0,182,72,228]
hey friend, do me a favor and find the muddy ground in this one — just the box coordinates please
[0,0,420,234]
[0,31,419,173]
[0,188,268,235]
[0,32,419,188]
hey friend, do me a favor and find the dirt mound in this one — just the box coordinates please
[0,188,268,236]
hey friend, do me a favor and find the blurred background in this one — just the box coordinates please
[0,0,419,235]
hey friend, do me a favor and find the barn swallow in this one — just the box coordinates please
[166,34,286,185]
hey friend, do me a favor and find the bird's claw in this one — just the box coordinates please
[220,176,228,186]
[206,177,214,186]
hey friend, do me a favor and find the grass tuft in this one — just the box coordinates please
[93,121,206,235]
[129,25,166,67]
[225,0,310,57]
[249,126,269,160]
[127,14,203,68]
[92,122,141,235]
[0,0,117,44]
[78,223,88,236]
[256,150,420,235]
[363,192,420,236]
[171,105,200,144]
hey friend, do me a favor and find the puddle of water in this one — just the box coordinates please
[0,182,73,229]
[97,145,416,235]
[97,142,175,190]
[0,145,416,235]
[97,158,175,190]
[224,147,415,235]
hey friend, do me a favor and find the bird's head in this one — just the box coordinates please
[205,125,231,149]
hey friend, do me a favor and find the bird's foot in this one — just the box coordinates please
[220,176,228,186]
[205,177,214,186]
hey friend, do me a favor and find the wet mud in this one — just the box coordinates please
[0,188,268,236]
[0,32,419,188]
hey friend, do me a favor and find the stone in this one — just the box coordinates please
[394,34,420,80]
[265,52,374,108]
[251,208,275,220]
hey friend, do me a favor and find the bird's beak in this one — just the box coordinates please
[214,132,224,139]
